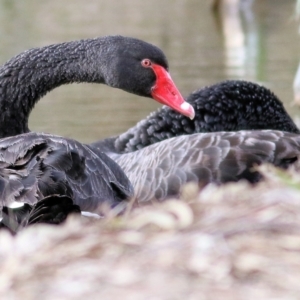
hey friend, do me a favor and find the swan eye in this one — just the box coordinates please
[141,59,152,68]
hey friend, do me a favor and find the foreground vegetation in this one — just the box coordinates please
[1,164,300,299]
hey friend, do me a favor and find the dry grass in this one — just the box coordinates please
[1,165,300,300]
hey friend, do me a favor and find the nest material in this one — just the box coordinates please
[1,165,300,300]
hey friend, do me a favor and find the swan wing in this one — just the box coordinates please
[114,130,300,202]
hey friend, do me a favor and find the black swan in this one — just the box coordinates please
[92,80,300,201]
[93,80,299,153]
[0,35,195,228]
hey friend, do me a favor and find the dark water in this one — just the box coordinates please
[0,0,299,142]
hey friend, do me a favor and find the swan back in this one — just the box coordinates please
[0,132,134,212]
[112,130,300,202]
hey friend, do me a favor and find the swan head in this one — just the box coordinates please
[100,36,195,119]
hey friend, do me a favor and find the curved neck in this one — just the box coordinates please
[0,39,107,138]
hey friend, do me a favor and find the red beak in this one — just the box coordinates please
[150,64,195,120]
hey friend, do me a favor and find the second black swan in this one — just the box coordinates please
[93,80,300,201]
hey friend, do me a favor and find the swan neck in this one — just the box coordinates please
[0,39,107,138]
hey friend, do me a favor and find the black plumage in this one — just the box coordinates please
[0,195,80,234]
[0,133,133,210]
[94,80,299,153]
[109,131,300,202]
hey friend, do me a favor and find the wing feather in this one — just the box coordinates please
[114,130,300,202]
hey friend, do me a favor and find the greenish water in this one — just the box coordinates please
[0,0,299,142]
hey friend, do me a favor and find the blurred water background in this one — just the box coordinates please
[0,0,299,142]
